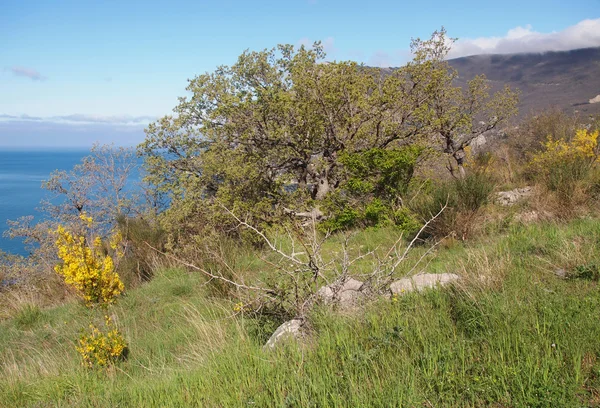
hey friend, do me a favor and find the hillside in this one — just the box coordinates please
[1,219,600,406]
[448,47,600,117]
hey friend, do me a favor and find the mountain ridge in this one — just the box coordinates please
[447,46,600,117]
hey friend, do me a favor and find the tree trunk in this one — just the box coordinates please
[314,177,330,200]
[453,148,466,179]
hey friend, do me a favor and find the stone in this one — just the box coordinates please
[589,95,600,104]
[390,273,460,295]
[554,268,567,279]
[264,319,304,349]
[495,187,533,206]
[316,278,365,309]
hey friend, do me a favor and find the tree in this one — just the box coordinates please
[416,32,520,178]
[139,31,460,242]
[5,145,143,277]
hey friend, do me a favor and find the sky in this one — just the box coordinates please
[1,0,599,147]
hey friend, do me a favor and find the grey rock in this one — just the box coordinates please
[496,187,533,206]
[390,273,460,295]
[317,278,365,309]
[264,319,304,349]
[471,134,487,150]
[554,268,567,278]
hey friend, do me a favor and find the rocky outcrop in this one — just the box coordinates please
[495,187,533,206]
[390,273,460,295]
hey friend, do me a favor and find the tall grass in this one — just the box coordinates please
[1,218,600,406]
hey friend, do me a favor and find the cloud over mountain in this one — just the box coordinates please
[448,19,600,58]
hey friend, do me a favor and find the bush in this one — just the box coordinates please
[54,216,125,306]
[77,316,129,368]
[116,215,165,286]
[509,108,581,160]
[527,128,599,202]
[411,172,496,239]
[320,147,423,232]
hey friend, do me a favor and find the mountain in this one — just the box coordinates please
[448,47,600,117]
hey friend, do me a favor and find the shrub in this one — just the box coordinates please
[77,316,128,368]
[54,214,129,369]
[528,128,599,201]
[54,216,125,306]
[509,108,581,160]
[320,147,423,232]
[116,215,165,286]
[411,172,495,239]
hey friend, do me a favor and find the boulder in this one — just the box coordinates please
[317,278,365,309]
[264,319,304,349]
[495,187,533,206]
[390,273,460,295]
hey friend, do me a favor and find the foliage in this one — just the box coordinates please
[320,146,423,232]
[412,171,495,239]
[528,128,600,199]
[138,29,494,249]
[76,316,128,368]
[3,219,600,406]
[54,214,125,306]
[54,214,129,369]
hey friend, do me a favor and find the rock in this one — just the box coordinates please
[589,95,600,104]
[495,187,533,206]
[390,273,460,295]
[554,268,567,279]
[471,134,487,150]
[264,319,304,349]
[514,210,539,223]
[514,210,552,224]
[317,278,365,309]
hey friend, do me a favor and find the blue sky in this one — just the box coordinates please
[1,0,599,146]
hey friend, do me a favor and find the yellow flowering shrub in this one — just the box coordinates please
[76,315,128,368]
[54,214,125,306]
[528,128,600,194]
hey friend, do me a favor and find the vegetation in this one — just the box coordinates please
[1,219,600,406]
[1,28,600,406]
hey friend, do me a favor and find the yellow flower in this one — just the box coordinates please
[54,216,124,306]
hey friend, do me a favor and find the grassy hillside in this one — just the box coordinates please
[2,218,600,407]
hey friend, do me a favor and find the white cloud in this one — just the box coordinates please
[8,66,47,81]
[448,18,600,59]
[0,113,155,126]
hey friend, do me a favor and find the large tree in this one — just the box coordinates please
[139,32,450,211]
[138,29,519,241]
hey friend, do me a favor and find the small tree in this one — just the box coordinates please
[415,31,520,178]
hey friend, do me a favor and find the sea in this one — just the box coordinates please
[0,148,109,256]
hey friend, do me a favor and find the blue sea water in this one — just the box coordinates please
[0,148,93,256]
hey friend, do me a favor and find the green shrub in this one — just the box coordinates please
[411,172,495,239]
[320,147,424,232]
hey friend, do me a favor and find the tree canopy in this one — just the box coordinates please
[138,29,518,242]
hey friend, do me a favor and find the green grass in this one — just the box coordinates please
[1,219,600,407]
